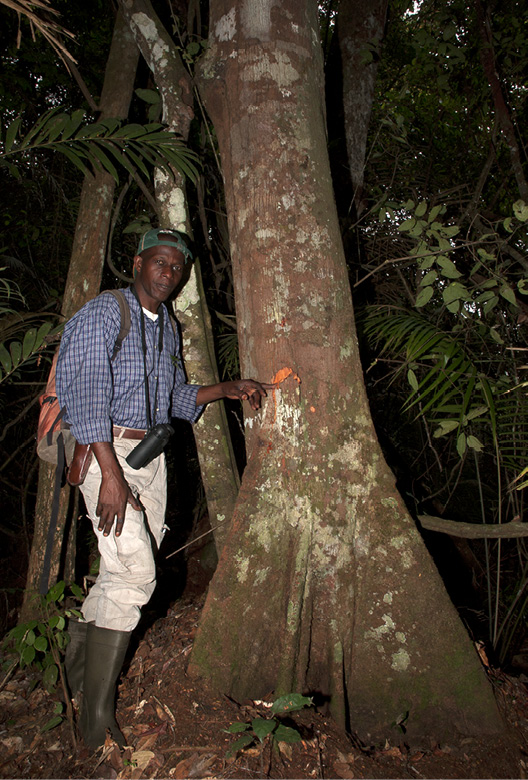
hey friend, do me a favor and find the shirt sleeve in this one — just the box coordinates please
[56,297,120,444]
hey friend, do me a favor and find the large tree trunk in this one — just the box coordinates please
[188,0,501,743]
[20,9,139,621]
[120,0,240,554]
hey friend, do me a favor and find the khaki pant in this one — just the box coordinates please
[79,438,167,632]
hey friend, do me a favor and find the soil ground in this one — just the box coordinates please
[0,592,527,780]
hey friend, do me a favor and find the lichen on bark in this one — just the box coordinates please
[188,0,502,744]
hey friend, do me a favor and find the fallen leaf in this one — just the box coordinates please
[135,733,160,752]
[383,746,403,758]
[171,752,215,779]
[130,750,155,771]
[0,736,23,752]
[108,742,125,773]
[333,761,355,779]
[278,741,293,760]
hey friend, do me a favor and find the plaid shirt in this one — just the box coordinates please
[56,287,202,444]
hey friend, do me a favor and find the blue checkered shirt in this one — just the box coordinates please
[56,287,202,444]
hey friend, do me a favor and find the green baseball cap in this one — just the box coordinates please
[136,228,193,264]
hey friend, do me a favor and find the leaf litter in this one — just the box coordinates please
[0,592,526,779]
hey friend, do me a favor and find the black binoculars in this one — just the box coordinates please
[126,423,174,469]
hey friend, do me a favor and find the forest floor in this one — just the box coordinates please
[0,591,527,780]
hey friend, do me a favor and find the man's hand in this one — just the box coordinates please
[196,379,276,410]
[91,442,142,537]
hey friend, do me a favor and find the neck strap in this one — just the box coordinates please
[131,286,164,429]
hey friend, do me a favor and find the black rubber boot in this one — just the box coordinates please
[64,619,88,701]
[79,623,131,749]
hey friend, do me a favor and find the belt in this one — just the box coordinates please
[113,426,147,440]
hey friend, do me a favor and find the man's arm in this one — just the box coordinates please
[196,379,276,410]
[90,443,142,537]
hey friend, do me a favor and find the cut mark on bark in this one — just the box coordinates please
[267,367,301,451]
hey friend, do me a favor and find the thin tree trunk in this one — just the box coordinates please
[120,0,240,554]
[189,0,501,743]
[20,9,139,621]
[475,0,528,202]
[339,0,388,214]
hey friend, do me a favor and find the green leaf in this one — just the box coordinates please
[407,369,419,392]
[456,432,467,457]
[399,217,416,232]
[273,724,302,744]
[5,116,22,154]
[47,581,65,603]
[420,270,437,286]
[489,328,504,345]
[513,199,528,222]
[415,201,427,217]
[437,256,461,279]
[428,205,443,222]
[442,282,467,304]
[22,328,37,359]
[42,663,58,690]
[474,291,496,304]
[499,285,517,306]
[415,286,434,307]
[466,435,483,451]
[225,722,251,733]
[440,224,459,237]
[418,255,435,270]
[56,146,92,177]
[226,733,254,757]
[252,718,276,742]
[86,142,119,182]
[25,629,36,646]
[270,694,312,714]
[20,645,36,666]
[9,341,22,369]
[60,109,86,140]
[482,295,499,314]
[0,343,12,374]
[433,420,459,437]
[135,88,160,105]
[41,714,63,732]
[70,583,84,600]
[33,636,48,652]
[46,115,70,143]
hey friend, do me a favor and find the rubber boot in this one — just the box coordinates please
[64,619,88,700]
[79,623,131,749]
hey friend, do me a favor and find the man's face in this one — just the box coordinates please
[133,244,185,312]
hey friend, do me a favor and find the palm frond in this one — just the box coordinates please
[362,305,499,454]
[1,108,201,184]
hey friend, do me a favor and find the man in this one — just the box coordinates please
[56,228,272,749]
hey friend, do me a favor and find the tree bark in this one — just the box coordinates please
[120,0,240,554]
[20,9,139,621]
[474,0,528,203]
[188,0,501,743]
[339,0,388,214]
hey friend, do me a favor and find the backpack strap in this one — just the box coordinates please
[100,289,131,360]
[39,289,131,596]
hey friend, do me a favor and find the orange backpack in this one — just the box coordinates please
[36,290,132,464]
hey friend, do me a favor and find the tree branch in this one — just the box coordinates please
[418,515,528,538]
